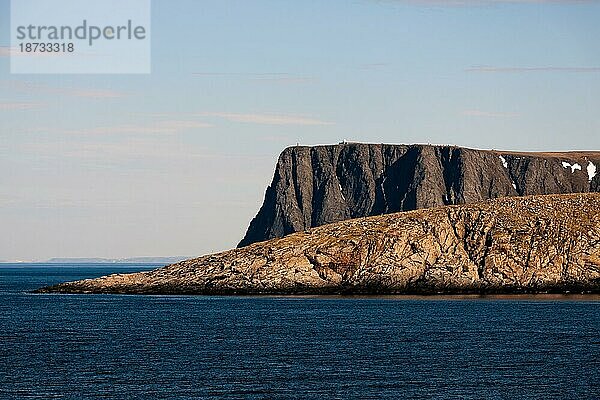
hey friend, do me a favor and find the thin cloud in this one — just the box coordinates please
[1,80,127,99]
[462,109,520,117]
[0,101,44,111]
[20,137,270,167]
[252,76,316,84]
[0,46,14,57]
[22,139,206,161]
[388,0,598,5]
[198,112,334,126]
[64,88,126,98]
[258,135,294,143]
[467,66,600,73]
[64,120,213,136]
[192,72,315,83]
[193,72,292,78]
[360,63,390,70]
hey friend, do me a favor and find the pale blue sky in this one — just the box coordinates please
[1,0,599,260]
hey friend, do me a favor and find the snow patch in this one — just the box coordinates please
[512,182,517,190]
[338,183,346,200]
[499,155,508,169]
[588,161,597,182]
[561,161,582,173]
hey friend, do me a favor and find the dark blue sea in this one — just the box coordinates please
[0,264,599,399]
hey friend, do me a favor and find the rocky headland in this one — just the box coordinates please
[37,193,600,295]
[239,144,600,247]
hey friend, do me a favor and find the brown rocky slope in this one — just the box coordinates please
[38,193,600,295]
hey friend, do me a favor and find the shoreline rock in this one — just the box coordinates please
[37,193,600,295]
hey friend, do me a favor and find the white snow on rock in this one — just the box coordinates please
[512,182,517,190]
[588,161,597,182]
[499,155,508,169]
[562,161,582,173]
[338,183,346,200]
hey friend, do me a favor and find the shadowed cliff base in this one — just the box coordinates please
[239,144,600,247]
[37,193,600,295]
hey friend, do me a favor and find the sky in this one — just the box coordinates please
[1,0,599,261]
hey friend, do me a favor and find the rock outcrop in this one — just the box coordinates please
[37,193,600,295]
[239,144,600,247]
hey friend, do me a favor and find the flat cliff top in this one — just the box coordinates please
[283,144,600,166]
[286,143,600,157]
[38,193,600,295]
[494,150,600,157]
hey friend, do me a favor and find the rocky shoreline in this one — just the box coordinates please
[37,193,600,295]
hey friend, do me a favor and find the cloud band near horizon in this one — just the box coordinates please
[467,66,600,72]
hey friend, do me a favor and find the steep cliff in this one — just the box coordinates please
[38,193,600,295]
[239,144,600,247]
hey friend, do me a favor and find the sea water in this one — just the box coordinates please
[0,264,598,399]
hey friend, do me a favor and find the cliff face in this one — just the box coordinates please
[239,144,600,247]
[38,193,600,295]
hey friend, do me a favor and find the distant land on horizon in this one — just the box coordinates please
[0,257,191,265]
